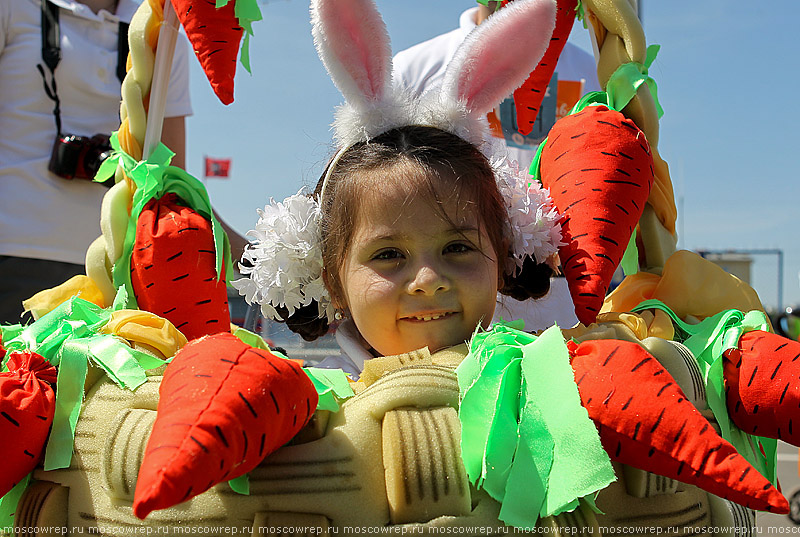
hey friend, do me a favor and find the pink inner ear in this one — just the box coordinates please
[317,0,390,102]
[455,0,556,114]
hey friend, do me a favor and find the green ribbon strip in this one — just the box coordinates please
[231,326,271,350]
[2,291,167,470]
[228,474,250,495]
[458,323,615,529]
[620,229,640,277]
[304,367,355,412]
[215,0,263,74]
[631,299,776,483]
[0,473,31,535]
[96,133,233,310]
[606,44,663,118]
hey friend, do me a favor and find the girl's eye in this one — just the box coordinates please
[444,242,474,255]
[372,248,403,261]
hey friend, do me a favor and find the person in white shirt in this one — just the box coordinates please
[0,0,192,323]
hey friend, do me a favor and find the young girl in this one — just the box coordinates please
[234,0,563,365]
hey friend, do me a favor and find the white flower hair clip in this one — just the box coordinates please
[235,0,564,323]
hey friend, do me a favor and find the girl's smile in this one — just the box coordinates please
[337,181,500,357]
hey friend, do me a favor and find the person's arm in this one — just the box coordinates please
[161,116,186,168]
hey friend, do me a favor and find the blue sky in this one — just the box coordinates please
[182,0,800,312]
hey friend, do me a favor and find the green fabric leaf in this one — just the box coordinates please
[620,229,639,277]
[3,296,166,469]
[231,326,270,350]
[605,44,663,118]
[107,132,232,309]
[304,367,355,412]
[458,323,614,529]
[630,300,776,483]
[228,473,250,495]
[0,473,31,535]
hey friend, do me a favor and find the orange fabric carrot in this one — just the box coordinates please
[570,338,788,513]
[133,333,318,518]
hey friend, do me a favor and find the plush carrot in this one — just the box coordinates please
[133,332,318,519]
[724,330,800,447]
[0,351,57,497]
[512,0,577,135]
[130,193,230,341]
[537,104,654,325]
[569,339,788,513]
[171,0,244,105]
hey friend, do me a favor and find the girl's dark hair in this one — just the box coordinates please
[280,125,552,341]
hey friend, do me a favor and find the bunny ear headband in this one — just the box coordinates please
[234,0,564,323]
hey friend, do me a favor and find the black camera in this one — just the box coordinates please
[48,133,113,183]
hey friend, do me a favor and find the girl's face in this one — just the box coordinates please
[337,176,500,357]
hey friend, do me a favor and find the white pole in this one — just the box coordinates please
[142,0,180,160]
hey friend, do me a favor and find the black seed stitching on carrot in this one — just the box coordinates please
[190,436,209,453]
[700,423,709,435]
[23,450,34,458]
[239,392,258,418]
[177,227,200,233]
[177,321,189,329]
[735,400,742,413]
[593,217,615,224]
[220,358,235,364]
[648,447,655,457]
[1,412,19,427]
[526,107,538,111]
[164,307,177,314]
[601,151,616,157]
[748,366,759,387]
[579,292,599,297]
[554,151,570,161]
[633,422,641,441]
[173,274,190,281]
[604,179,641,187]
[206,319,219,324]
[259,433,266,457]
[696,445,722,475]
[618,151,634,160]
[602,346,620,366]
[653,369,664,376]
[771,362,782,380]
[631,357,652,372]
[600,235,620,246]
[242,430,248,460]
[586,306,599,312]
[616,168,632,177]
[195,374,212,378]
[776,342,788,352]
[554,170,573,183]
[564,198,585,211]
[570,133,587,139]
[181,486,193,502]
[198,249,215,254]
[591,188,601,192]
[269,391,280,414]
[677,461,685,475]
[656,382,673,396]
[597,120,620,129]
[739,467,751,482]
[207,48,223,57]
[586,397,593,405]
[781,383,790,404]
[580,168,603,172]
[146,283,155,288]
[621,397,633,411]
[577,372,588,385]
[674,421,686,443]
[137,243,153,251]
[763,483,772,491]
[166,252,183,261]
[215,426,229,448]
[614,204,630,215]
[530,88,541,93]
[571,233,589,239]
[596,253,614,262]
[575,274,593,280]
[631,199,640,210]
[650,408,665,433]
[220,459,224,470]
[36,415,48,420]
[792,352,800,362]
[144,264,154,270]
[753,404,759,414]
[204,277,214,282]
[602,390,613,405]
[197,299,212,305]
[615,441,621,458]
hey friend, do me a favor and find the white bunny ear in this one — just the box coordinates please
[310,0,392,107]
[441,0,558,116]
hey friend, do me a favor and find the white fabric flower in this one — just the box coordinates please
[232,192,335,323]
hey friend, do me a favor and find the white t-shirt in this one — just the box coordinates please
[0,0,193,265]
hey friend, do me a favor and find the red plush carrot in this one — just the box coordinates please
[569,338,788,513]
[0,351,57,497]
[724,330,800,447]
[133,332,318,519]
[512,0,577,135]
[171,0,244,105]
[130,193,230,341]
[538,105,654,325]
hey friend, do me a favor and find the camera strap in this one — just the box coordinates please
[37,0,130,136]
